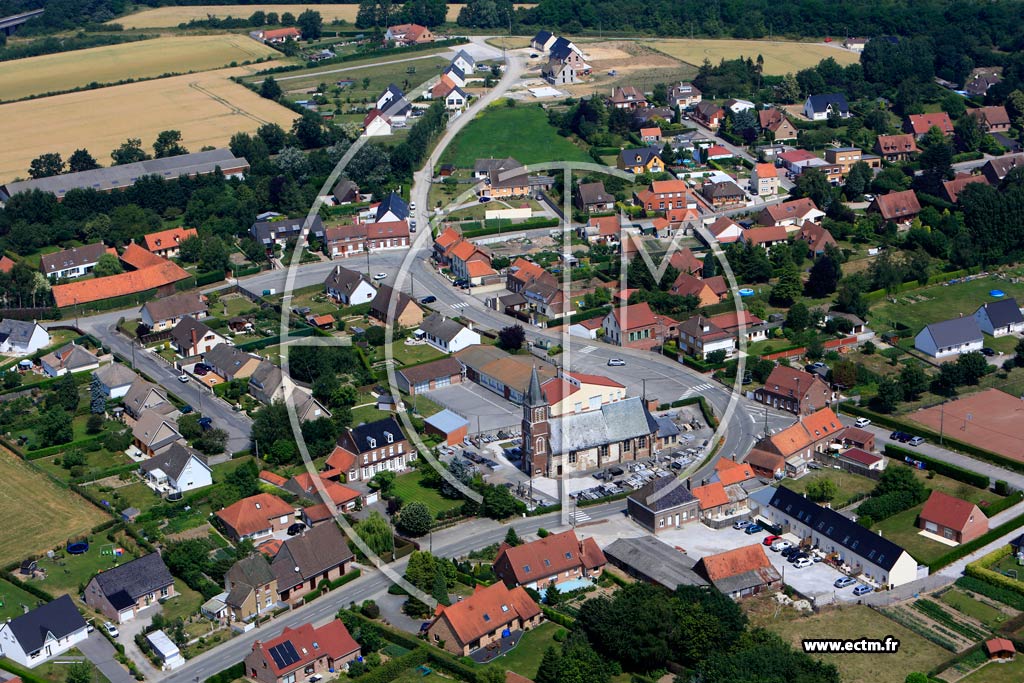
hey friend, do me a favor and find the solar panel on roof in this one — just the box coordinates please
[269,641,301,669]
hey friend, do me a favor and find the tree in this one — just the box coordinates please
[702,252,718,278]
[899,363,928,401]
[259,76,283,101]
[932,362,963,397]
[292,112,327,149]
[1015,336,1024,367]
[954,113,984,153]
[257,122,287,153]
[92,253,123,278]
[770,262,802,307]
[917,126,954,196]
[793,168,836,212]
[544,581,560,606]
[481,483,521,519]
[806,478,838,503]
[356,511,394,556]
[873,166,911,194]
[957,351,988,385]
[296,9,323,39]
[905,674,930,683]
[65,661,92,683]
[535,646,562,683]
[396,501,432,536]
[153,130,188,158]
[40,408,73,447]
[805,252,841,297]
[28,153,64,179]
[872,378,904,413]
[874,465,928,503]
[64,148,100,174]
[497,324,526,352]
[111,138,148,165]
[843,161,872,199]
[785,302,810,332]
[405,0,448,27]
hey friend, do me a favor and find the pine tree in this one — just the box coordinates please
[535,646,562,683]
[90,375,107,415]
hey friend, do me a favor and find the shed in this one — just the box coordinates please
[984,637,1016,661]
[146,629,185,670]
[424,409,470,446]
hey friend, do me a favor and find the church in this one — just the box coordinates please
[521,367,658,477]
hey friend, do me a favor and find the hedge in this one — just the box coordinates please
[350,648,429,683]
[929,511,1024,571]
[70,462,138,485]
[841,402,1024,474]
[461,217,560,240]
[195,270,226,287]
[983,490,1024,516]
[671,395,719,429]
[0,659,50,683]
[955,574,1024,611]
[1,570,55,602]
[680,354,727,373]
[21,435,107,460]
[235,327,319,350]
[204,662,246,683]
[342,609,423,652]
[542,604,576,627]
[578,489,631,507]
[425,650,484,683]
[883,444,990,488]
[232,264,263,278]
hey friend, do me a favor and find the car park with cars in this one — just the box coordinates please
[853,584,873,596]
[834,576,857,588]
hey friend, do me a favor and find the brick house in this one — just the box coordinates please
[215,493,296,542]
[627,475,699,533]
[753,366,831,415]
[493,530,606,590]
[84,553,175,623]
[245,620,359,683]
[602,302,677,351]
[874,134,920,162]
[693,545,781,599]
[426,582,542,657]
[271,523,355,604]
[918,491,988,544]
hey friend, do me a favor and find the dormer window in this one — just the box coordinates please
[385,431,394,444]
[367,437,376,449]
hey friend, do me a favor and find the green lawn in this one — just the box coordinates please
[441,102,593,168]
[86,481,161,514]
[36,531,139,597]
[365,340,445,367]
[0,577,45,620]
[483,621,562,680]
[34,448,133,484]
[939,589,1013,629]
[212,456,257,483]
[32,654,107,683]
[391,469,464,518]
[870,276,1024,337]
[160,579,205,622]
[960,657,1024,683]
[211,294,261,320]
[780,469,877,509]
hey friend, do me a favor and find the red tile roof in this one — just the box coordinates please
[0,255,16,273]
[365,220,409,240]
[648,179,689,195]
[325,446,356,475]
[778,150,817,164]
[610,302,664,330]
[251,620,358,676]
[52,248,190,308]
[669,247,703,275]
[920,490,983,532]
[435,227,462,250]
[215,493,294,537]
[588,215,620,236]
[760,197,820,224]
[941,174,988,203]
[984,638,1015,657]
[706,145,732,157]
[289,472,360,508]
[494,529,606,585]
[840,448,882,467]
[466,260,496,277]
[872,190,921,221]
[143,227,197,253]
[754,162,777,178]
[262,27,301,40]
[768,407,842,456]
[743,226,788,246]
[693,482,729,509]
[715,458,755,485]
[707,310,765,332]
[259,470,288,487]
[433,581,541,646]
[698,544,773,581]
[875,134,919,155]
[541,378,577,404]
[906,112,954,135]
[640,127,661,137]
[564,371,624,388]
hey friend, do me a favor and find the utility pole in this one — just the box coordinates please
[939,402,945,445]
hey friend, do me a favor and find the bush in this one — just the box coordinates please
[955,575,1024,611]
[933,511,1024,571]
[883,444,989,488]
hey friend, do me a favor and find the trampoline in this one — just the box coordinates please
[66,540,89,555]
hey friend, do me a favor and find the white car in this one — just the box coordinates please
[770,540,793,552]
[177,374,189,383]
[103,622,119,638]
[607,358,626,367]
[854,417,871,428]
[793,557,814,569]
[409,202,416,212]
[373,272,388,280]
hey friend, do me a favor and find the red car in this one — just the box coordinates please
[762,534,781,546]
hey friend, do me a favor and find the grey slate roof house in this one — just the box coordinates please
[248,359,284,404]
[324,265,377,305]
[0,319,50,355]
[93,362,139,399]
[914,316,984,359]
[249,216,326,248]
[626,474,699,533]
[169,316,226,357]
[0,594,89,668]
[974,298,1024,337]
[575,181,616,213]
[803,93,851,121]
[138,442,212,494]
[40,342,100,377]
[375,192,410,222]
[603,536,707,590]
[139,291,208,331]
[203,343,260,382]
[84,553,176,623]
[331,179,360,204]
[40,242,111,280]
[123,379,172,419]
[418,313,480,354]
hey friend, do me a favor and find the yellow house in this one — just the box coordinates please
[617,148,664,174]
[541,369,626,417]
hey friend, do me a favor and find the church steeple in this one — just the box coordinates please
[521,365,550,476]
[525,365,545,407]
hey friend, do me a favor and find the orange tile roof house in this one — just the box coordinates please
[941,174,988,204]
[692,481,730,514]
[755,407,843,477]
[739,225,788,251]
[874,133,920,162]
[284,473,361,514]
[757,198,824,229]
[968,105,1011,133]
[142,227,197,258]
[244,620,359,683]
[51,245,190,308]
[904,112,954,138]
[493,530,606,589]
[694,544,781,599]
[602,302,677,351]
[918,490,988,544]
[714,458,755,486]
[385,23,434,45]
[426,582,542,657]
[670,272,727,307]
[216,493,295,542]
[754,366,831,416]
[797,221,837,255]
[869,190,921,224]
[250,27,301,43]
[757,109,798,141]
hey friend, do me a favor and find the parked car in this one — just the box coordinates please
[180,405,193,414]
[853,584,873,596]
[780,547,798,558]
[452,278,469,288]
[103,622,119,638]
[733,519,751,530]
[770,540,792,552]
[762,534,780,546]
[863,194,875,202]
[793,557,814,569]
[177,374,189,383]
[908,436,925,447]
[195,363,211,372]
[890,431,912,442]
[198,417,213,432]
[409,202,416,211]
[373,272,388,280]
[410,220,417,232]
[607,358,626,367]
[744,523,763,534]
[193,366,209,376]
[788,552,809,564]
[287,523,306,536]
[834,576,857,588]
[854,417,871,428]
[420,295,437,304]
[608,466,624,476]
[982,347,996,357]
[478,196,492,203]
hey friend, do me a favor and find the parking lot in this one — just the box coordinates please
[429,382,520,433]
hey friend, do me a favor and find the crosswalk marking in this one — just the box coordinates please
[569,509,591,523]
[680,382,715,399]
[450,302,469,310]
[577,345,597,354]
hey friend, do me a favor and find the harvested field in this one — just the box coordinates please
[0,64,297,183]
[647,38,859,75]
[113,4,535,28]
[563,41,697,97]
[0,35,281,101]
[0,449,107,567]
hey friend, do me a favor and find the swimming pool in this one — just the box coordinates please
[552,578,595,593]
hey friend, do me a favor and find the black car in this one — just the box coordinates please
[890,431,911,442]
[420,295,437,304]
[982,347,996,357]
[198,417,213,432]
[452,278,469,288]
[608,466,625,476]
[287,522,306,536]
[789,552,809,563]
[780,547,798,558]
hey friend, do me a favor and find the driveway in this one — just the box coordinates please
[78,632,134,683]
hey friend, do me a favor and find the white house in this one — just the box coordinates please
[363,110,392,137]
[0,595,89,668]
[764,486,918,588]
[40,342,100,377]
[170,317,229,358]
[442,64,466,88]
[974,298,1024,337]
[445,86,468,111]
[418,313,481,354]
[914,317,984,358]
[678,316,736,360]
[803,93,851,121]
[376,84,405,111]
[139,443,213,495]
[93,363,139,399]
[324,265,377,305]
[568,318,602,340]
[0,319,50,355]
[451,49,476,74]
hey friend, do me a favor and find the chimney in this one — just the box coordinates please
[191,327,198,353]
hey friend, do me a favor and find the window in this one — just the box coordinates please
[523,565,531,573]
[565,552,572,559]
[638,436,647,448]
[543,559,551,567]
[659,518,665,528]
[598,444,609,459]
[284,675,296,683]
[568,452,577,464]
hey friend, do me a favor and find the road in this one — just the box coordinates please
[160,500,625,683]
